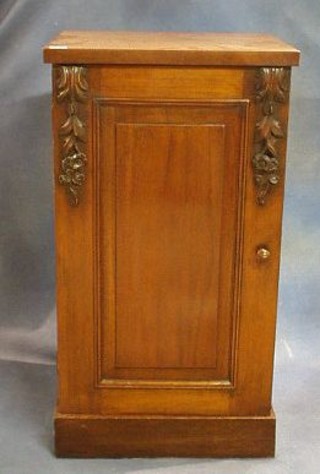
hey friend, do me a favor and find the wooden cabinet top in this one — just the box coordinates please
[43,30,300,66]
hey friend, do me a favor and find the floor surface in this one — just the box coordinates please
[0,326,319,474]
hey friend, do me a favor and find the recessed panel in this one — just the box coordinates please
[96,101,246,384]
[115,123,224,369]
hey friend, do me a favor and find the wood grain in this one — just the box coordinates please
[55,411,276,458]
[95,100,247,386]
[90,66,245,101]
[43,31,300,66]
[115,123,223,369]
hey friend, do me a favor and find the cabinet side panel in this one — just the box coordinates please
[235,68,292,413]
[52,66,96,413]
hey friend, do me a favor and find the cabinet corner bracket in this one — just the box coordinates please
[252,67,290,205]
[54,65,89,206]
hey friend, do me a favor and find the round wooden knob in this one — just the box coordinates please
[256,247,271,260]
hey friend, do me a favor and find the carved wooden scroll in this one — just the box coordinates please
[54,66,88,206]
[253,67,290,205]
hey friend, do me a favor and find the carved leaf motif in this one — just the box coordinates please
[56,66,88,103]
[265,138,277,158]
[55,65,88,206]
[256,115,273,140]
[74,68,89,101]
[60,114,86,142]
[56,66,71,102]
[252,67,289,205]
[256,67,289,104]
[256,115,284,141]
[270,119,284,138]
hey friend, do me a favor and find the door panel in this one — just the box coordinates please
[94,101,247,387]
[115,123,223,371]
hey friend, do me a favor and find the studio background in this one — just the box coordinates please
[0,1,319,473]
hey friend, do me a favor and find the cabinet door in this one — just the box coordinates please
[96,100,245,388]
[53,66,288,417]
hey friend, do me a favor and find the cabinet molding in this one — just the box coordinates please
[252,67,290,205]
[54,65,88,206]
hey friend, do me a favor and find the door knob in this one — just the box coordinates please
[256,247,271,261]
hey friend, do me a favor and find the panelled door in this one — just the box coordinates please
[95,100,245,390]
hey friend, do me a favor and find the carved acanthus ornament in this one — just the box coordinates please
[54,66,88,206]
[253,67,290,205]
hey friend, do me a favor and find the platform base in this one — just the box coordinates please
[55,410,276,458]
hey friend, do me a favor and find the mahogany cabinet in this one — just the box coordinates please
[43,31,300,457]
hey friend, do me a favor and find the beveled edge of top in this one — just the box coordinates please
[43,30,300,66]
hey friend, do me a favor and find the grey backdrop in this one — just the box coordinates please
[0,1,319,473]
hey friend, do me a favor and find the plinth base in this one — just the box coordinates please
[55,410,276,458]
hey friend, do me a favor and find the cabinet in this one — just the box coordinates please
[43,31,300,457]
